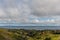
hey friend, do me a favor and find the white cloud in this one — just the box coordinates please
[0,0,31,23]
[0,0,60,25]
[32,0,60,16]
[0,9,6,17]
[32,19,40,23]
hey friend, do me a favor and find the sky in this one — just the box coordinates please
[0,0,60,26]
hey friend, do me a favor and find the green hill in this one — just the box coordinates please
[0,29,59,40]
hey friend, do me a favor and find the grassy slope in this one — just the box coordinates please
[0,29,59,40]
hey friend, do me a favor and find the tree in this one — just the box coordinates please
[45,37,51,40]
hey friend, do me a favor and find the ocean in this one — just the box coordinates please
[0,23,60,30]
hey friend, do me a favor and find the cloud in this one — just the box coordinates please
[32,0,60,16]
[0,9,7,17]
[32,19,55,23]
[0,0,60,26]
[0,0,31,23]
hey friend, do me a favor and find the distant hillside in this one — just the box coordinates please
[0,28,60,40]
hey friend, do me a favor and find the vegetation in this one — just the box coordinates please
[0,29,60,40]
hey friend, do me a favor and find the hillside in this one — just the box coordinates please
[0,29,60,40]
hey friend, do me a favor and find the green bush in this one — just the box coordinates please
[45,37,51,40]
